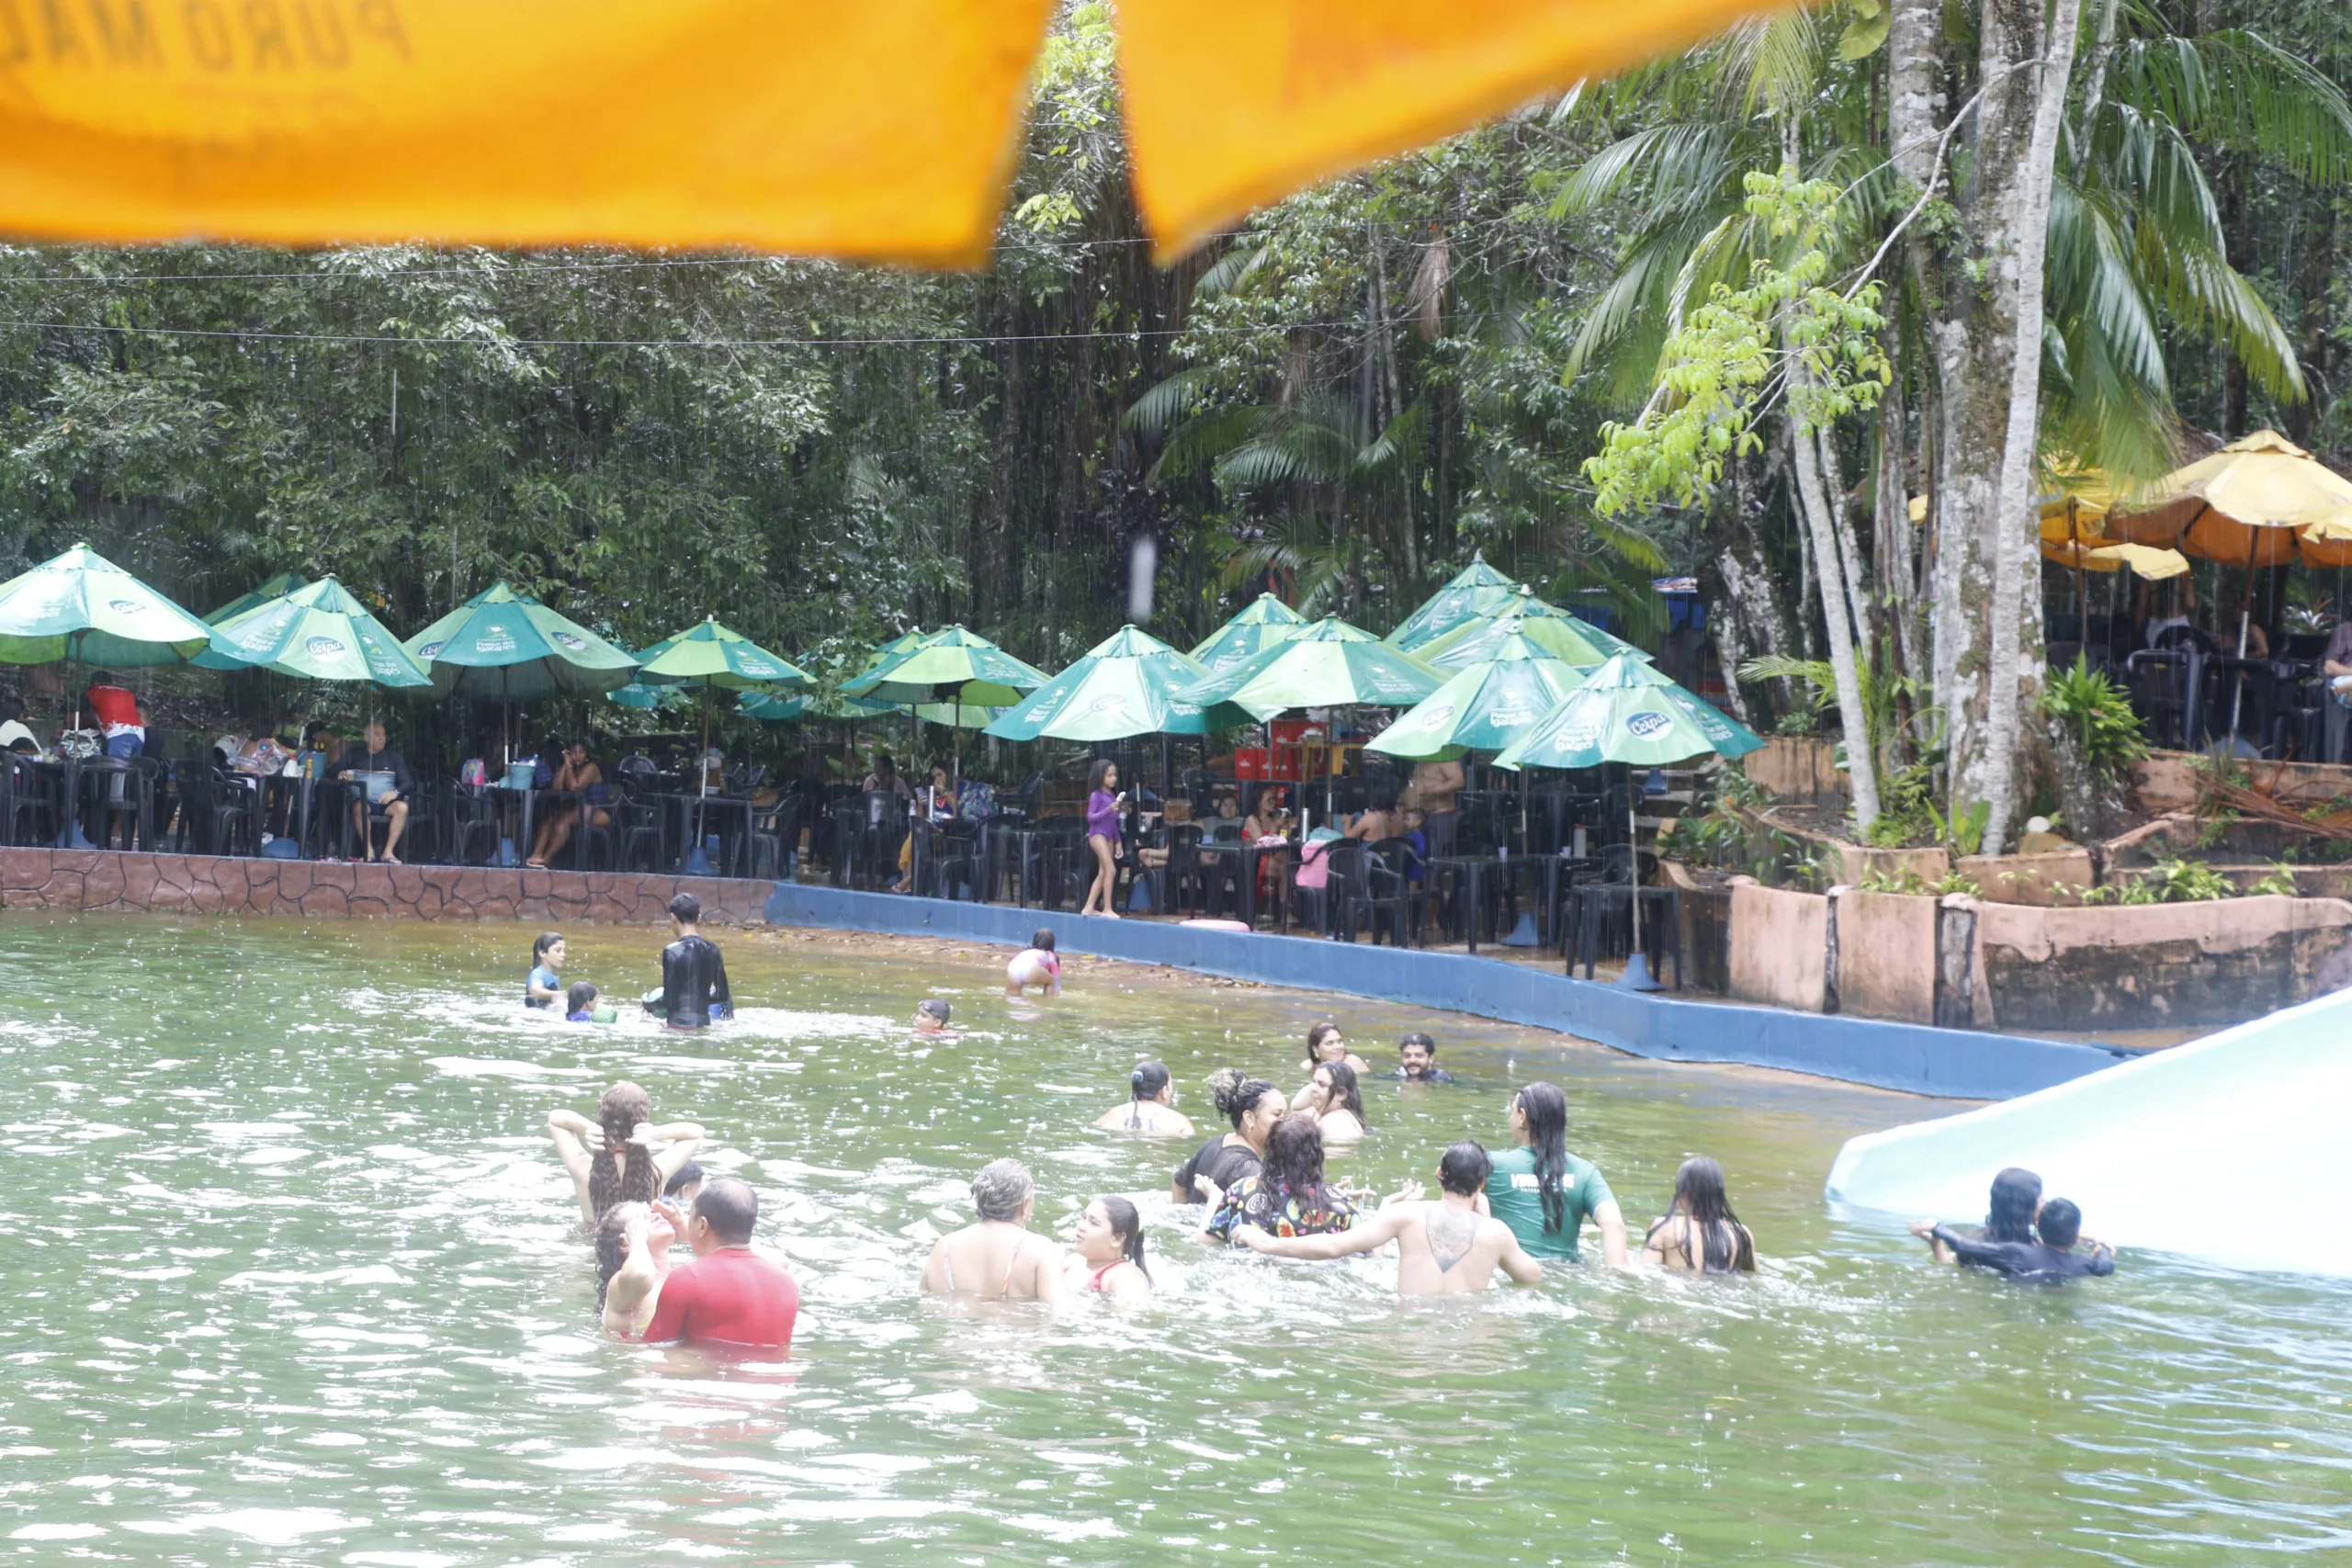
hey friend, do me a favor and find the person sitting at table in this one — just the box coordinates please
[339,719,415,864]
[0,697,37,753]
[2324,615,2352,762]
[890,762,961,893]
[2135,572,2199,649]
[1344,783,1404,843]
[527,739,608,868]
[82,671,146,758]
[1242,785,1294,920]
[863,750,913,800]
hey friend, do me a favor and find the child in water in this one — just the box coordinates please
[915,998,953,1034]
[1006,928,1062,998]
[566,981,615,1024]
[527,932,566,1009]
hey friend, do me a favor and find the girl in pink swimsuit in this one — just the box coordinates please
[1066,1196,1151,1301]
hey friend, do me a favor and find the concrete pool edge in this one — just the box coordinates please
[763,883,2124,1100]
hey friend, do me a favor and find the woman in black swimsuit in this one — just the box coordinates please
[1641,1156,1757,1273]
[1170,1069,1284,1206]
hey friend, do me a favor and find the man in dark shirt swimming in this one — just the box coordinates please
[1911,1198,2115,1282]
[650,892,733,1030]
[1390,1032,1455,1083]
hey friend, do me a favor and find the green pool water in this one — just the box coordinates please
[1,914,2346,1566]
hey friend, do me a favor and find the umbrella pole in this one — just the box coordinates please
[1627,770,1644,963]
[2231,533,2255,745]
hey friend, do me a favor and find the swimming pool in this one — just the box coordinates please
[1,914,2346,1564]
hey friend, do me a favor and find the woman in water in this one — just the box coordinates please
[1170,1069,1284,1206]
[1481,1082,1628,1265]
[1064,1196,1152,1301]
[1915,1167,2043,1265]
[1642,1157,1758,1273]
[1295,1021,1372,1078]
[1291,1060,1366,1145]
[1079,758,1124,918]
[545,1082,707,1225]
[1204,1114,1360,1244]
[526,931,565,1009]
[594,1199,676,1335]
[921,1158,1061,1301]
[1095,1060,1196,1137]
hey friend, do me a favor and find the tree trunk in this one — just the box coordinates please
[1973,0,2085,856]
[1705,447,1799,728]
[1789,400,1884,829]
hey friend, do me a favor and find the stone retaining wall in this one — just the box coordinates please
[0,848,772,925]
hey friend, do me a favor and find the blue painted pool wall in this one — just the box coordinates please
[763,884,2120,1100]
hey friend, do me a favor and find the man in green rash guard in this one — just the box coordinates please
[1482,1082,1627,1265]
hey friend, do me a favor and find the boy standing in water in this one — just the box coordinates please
[657,893,733,1030]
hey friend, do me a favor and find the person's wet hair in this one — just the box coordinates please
[1130,1060,1170,1100]
[1399,1032,1435,1057]
[594,1201,648,1307]
[1439,1139,1492,1196]
[664,1160,706,1198]
[1261,1114,1329,1195]
[668,891,701,925]
[1306,1021,1343,1060]
[1671,1156,1755,1271]
[1986,1167,2044,1245]
[1206,1068,1280,1129]
[565,980,598,1014]
[1098,1195,1149,1280]
[1513,1082,1571,1236]
[1315,1059,1366,1122]
[919,998,952,1025]
[2036,1197,2083,1249]
[533,931,563,963]
[1031,927,1057,953]
[971,1158,1035,1223]
[591,1082,658,1218]
[695,1177,759,1246]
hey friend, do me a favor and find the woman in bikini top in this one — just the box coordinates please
[1094,1060,1195,1137]
[922,1157,1061,1300]
[1064,1196,1152,1301]
[1642,1156,1758,1274]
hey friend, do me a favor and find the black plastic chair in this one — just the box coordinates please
[1351,836,1427,947]
[2125,648,2196,750]
[1,754,58,847]
[205,767,264,858]
[748,794,801,880]
[1286,839,1364,937]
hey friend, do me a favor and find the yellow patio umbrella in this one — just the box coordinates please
[2108,430,2352,568]
[2040,542,2189,580]
[0,0,1789,265]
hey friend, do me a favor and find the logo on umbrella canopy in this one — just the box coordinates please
[1083,693,1128,716]
[552,631,587,651]
[305,636,346,659]
[738,657,777,676]
[108,598,144,614]
[1419,701,1457,727]
[418,641,447,660]
[476,622,518,653]
[1559,714,1606,751]
[1626,711,1672,739]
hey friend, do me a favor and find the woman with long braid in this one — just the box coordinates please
[546,1081,706,1226]
[1480,1083,1626,1266]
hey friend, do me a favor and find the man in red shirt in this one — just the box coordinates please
[84,671,145,757]
[634,1177,797,1353]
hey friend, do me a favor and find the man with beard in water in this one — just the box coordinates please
[1233,1140,1543,1296]
[644,892,733,1029]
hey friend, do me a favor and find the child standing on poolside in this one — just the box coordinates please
[1007,928,1062,998]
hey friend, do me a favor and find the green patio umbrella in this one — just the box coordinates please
[1365,623,1595,761]
[987,625,1247,741]
[1383,551,1517,650]
[404,581,640,701]
[0,541,214,669]
[739,688,893,721]
[607,680,688,711]
[1188,592,1308,674]
[1414,586,1648,670]
[1495,653,1763,987]
[196,575,432,687]
[842,625,1048,707]
[634,616,811,693]
[1183,615,1443,721]
[206,570,307,625]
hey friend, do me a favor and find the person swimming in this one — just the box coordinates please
[544,1081,707,1225]
[1914,1167,2042,1263]
[921,1158,1061,1301]
[1642,1156,1758,1273]
[1203,1112,1361,1245]
[1297,1021,1372,1077]
[1093,1060,1196,1137]
[527,931,565,1009]
[1170,1069,1284,1207]
[644,894,732,1029]
[1006,928,1062,998]
[1290,1059,1366,1145]
[915,998,954,1033]
[1064,1196,1151,1301]
[594,1200,675,1336]
[564,980,615,1023]
[1910,1169,2115,1282]
[1233,1140,1544,1297]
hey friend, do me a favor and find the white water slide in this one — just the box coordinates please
[1826,986,2352,1278]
